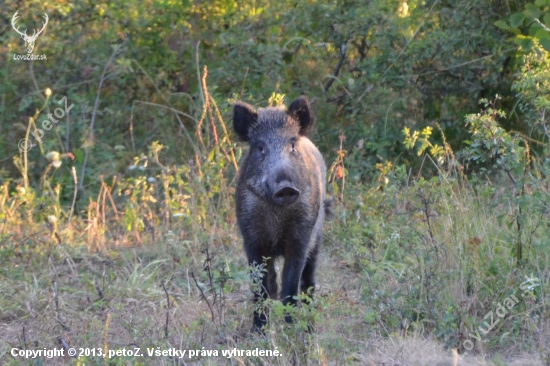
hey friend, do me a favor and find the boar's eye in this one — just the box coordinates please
[290,139,297,152]
[256,142,266,155]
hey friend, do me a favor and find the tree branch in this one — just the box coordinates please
[324,42,348,93]
[80,40,127,193]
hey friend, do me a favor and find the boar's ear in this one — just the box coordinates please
[288,96,312,136]
[233,102,258,142]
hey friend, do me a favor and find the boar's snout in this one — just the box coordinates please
[272,183,300,206]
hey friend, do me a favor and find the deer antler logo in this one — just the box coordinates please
[11,11,49,54]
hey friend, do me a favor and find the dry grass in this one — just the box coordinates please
[0,240,545,365]
[1,70,548,365]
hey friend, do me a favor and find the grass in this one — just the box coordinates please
[1,76,549,365]
[1,157,549,365]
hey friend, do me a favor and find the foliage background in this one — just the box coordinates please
[0,0,549,364]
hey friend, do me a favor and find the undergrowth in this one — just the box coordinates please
[1,45,549,366]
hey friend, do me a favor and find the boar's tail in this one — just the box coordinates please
[323,199,334,221]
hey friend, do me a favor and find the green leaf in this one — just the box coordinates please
[442,313,455,323]
[535,0,546,6]
[510,12,526,28]
[208,148,215,162]
[524,4,543,19]
[364,311,377,324]
[511,35,535,50]
[494,20,510,30]
[74,148,85,164]
[529,23,543,36]
[544,13,550,28]
[540,39,550,52]
[535,28,550,40]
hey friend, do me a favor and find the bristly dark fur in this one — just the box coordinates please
[232,96,329,332]
[323,199,334,221]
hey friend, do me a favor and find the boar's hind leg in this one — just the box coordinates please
[300,237,320,301]
[301,236,321,333]
[267,257,278,299]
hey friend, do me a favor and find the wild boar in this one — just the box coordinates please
[232,96,329,331]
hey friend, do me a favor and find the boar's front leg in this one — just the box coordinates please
[280,244,309,323]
